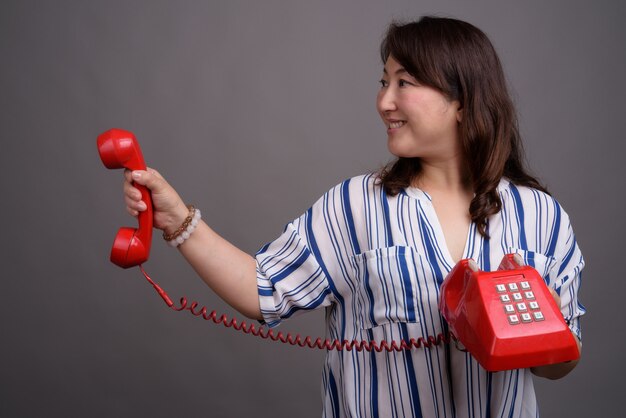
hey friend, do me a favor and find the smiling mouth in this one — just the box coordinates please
[388,121,406,129]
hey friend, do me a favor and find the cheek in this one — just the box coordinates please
[399,96,424,120]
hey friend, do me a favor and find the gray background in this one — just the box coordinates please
[1,0,624,417]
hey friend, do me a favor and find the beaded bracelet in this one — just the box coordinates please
[163,205,202,247]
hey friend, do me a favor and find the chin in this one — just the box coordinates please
[387,143,419,159]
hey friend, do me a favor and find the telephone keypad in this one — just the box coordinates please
[495,279,545,325]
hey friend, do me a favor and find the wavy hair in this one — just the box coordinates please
[378,16,548,237]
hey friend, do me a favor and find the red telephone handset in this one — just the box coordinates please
[97,128,153,268]
[439,254,580,371]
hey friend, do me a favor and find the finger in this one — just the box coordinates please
[126,206,139,217]
[124,169,133,182]
[123,178,142,201]
[549,288,561,308]
[125,195,146,211]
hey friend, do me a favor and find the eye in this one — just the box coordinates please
[379,79,389,88]
[398,79,412,87]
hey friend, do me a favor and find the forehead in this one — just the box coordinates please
[383,56,407,75]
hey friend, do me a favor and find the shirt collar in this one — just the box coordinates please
[402,177,511,202]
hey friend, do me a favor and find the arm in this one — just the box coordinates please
[125,169,262,320]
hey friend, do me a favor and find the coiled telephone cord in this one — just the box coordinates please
[140,265,455,352]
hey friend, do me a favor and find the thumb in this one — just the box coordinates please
[131,169,165,192]
[548,287,562,309]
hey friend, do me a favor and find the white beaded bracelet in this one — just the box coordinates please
[164,206,202,248]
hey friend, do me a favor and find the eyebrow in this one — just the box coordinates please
[383,67,409,75]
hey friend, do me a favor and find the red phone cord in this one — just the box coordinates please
[139,265,455,352]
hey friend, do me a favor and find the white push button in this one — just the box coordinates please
[517,302,527,312]
[504,304,515,313]
[500,294,511,303]
[512,293,523,301]
[524,291,535,300]
[496,284,507,293]
[533,312,545,321]
[508,283,519,291]
[520,281,531,290]
[529,301,540,310]
[508,314,520,325]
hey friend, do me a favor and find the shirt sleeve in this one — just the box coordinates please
[256,209,336,328]
[546,207,586,342]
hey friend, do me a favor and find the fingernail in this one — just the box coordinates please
[132,171,141,180]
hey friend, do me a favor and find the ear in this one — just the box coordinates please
[456,104,463,123]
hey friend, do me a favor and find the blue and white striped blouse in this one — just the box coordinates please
[256,174,585,418]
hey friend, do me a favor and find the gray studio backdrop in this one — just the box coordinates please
[1,1,624,417]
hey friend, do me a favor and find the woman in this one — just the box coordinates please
[124,16,584,418]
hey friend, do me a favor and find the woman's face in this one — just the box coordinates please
[376,56,463,162]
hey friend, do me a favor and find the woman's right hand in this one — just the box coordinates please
[123,168,190,235]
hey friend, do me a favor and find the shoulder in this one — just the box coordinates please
[497,178,574,236]
[334,173,381,191]
[302,173,383,225]
[318,173,383,202]
[498,178,562,212]
[291,174,381,243]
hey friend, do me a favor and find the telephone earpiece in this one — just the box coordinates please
[97,128,153,268]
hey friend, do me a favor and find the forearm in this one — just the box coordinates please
[170,213,261,320]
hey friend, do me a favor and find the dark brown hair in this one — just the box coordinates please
[378,16,548,237]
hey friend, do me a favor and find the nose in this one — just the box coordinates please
[377,86,397,114]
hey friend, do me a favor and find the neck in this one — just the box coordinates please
[413,156,472,194]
